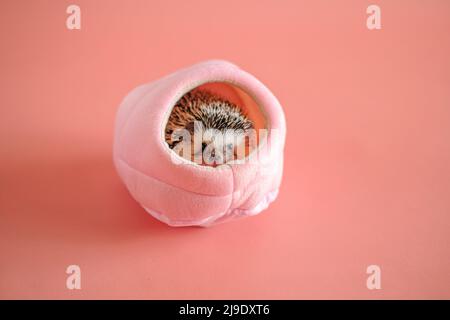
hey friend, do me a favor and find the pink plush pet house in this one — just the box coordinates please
[113,60,286,227]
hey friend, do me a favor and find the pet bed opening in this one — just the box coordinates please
[163,82,268,166]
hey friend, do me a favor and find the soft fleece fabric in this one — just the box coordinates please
[113,60,286,227]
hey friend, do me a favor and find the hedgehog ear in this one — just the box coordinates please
[185,121,203,134]
[185,121,195,133]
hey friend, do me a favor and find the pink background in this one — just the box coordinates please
[1,0,449,299]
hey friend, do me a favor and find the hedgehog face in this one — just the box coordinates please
[166,90,254,166]
[199,127,246,166]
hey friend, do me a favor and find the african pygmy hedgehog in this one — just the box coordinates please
[165,90,253,165]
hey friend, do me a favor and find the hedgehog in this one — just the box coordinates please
[165,90,254,166]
